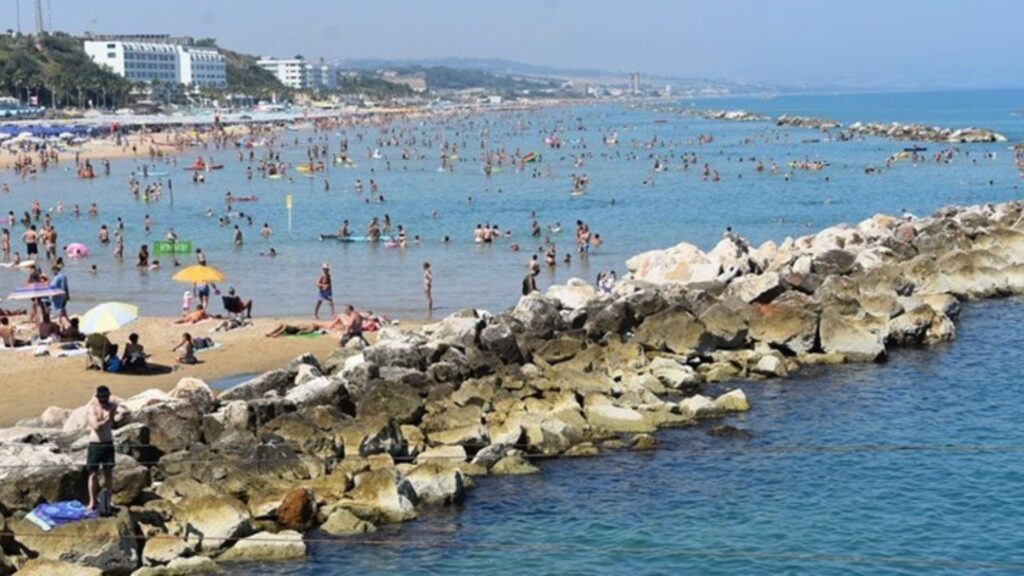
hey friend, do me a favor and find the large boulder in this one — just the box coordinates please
[15,513,139,575]
[727,272,785,304]
[749,293,819,354]
[141,535,194,567]
[320,508,377,536]
[218,530,306,563]
[0,444,83,510]
[403,463,466,505]
[546,278,597,310]
[626,241,710,284]
[698,300,751,349]
[632,307,714,355]
[284,376,353,412]
[353,381,423,424]
[132,401,204,456]
[344,469,417,523]
[583,396,656,433]
[512,293,564,338]
[17,559,103,576]
[426,314,483,349]
[167,378,215,413]
[478,320,523,364]
[819,309,887,362]
[363,339,425,370]
[219,369,293,401]
[812,249,858,276]
[275,488,317,531]
[175,494,252,550]
[336,415,404,458]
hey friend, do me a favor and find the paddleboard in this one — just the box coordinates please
[267,174,284,180]
[319,234,396,243]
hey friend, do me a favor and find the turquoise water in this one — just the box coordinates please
[235,297,1024,575]
[0,89,1021,317]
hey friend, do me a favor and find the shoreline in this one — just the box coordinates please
[0,315,427,426]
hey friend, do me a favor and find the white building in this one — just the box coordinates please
[257,57,309,90]
[308,63,339,91]
[177,46,227,88]
[84,40,226,88]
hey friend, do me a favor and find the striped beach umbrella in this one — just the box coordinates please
[80,302,138,335]
[6,283,65,301]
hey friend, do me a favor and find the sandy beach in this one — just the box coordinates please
[0,314,424,426]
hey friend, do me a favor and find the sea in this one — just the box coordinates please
[3,89,1024,574]
[1,89,1021,318]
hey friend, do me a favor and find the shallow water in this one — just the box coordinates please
[0,89,1021,317]
[231,297,1024,575]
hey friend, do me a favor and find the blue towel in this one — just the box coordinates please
[25,501,96,531]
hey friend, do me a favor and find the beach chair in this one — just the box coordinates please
[84,333,113,371]
[221,295,245,320]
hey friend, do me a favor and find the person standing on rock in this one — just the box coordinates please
[86,385,122,514]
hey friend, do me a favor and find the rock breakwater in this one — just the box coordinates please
[3,200,1024,573]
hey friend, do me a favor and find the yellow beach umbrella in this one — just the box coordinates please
[172,265,226,284]
[80,302,139,335]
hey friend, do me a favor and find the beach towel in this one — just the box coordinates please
[195,342,223,354]
[25,501,96,531]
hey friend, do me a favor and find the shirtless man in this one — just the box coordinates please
[22,225,38,259]
[314,263,335,319]
[86,386,123,513]
[174,304,209,325]
[0,317,26,348]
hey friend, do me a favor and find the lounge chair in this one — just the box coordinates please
[221,295,251,320]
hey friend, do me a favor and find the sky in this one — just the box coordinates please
[12,0,1024,90]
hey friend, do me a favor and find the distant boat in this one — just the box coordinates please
[903,146,928,153]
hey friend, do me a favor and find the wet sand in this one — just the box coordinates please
[0,315,423,426]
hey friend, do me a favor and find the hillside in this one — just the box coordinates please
[218,47,289,96]
[0,32,134,109]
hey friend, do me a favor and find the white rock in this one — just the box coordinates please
[713,389,750,412]
[678,395,717,418]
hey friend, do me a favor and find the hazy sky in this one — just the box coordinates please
[17,0,1024,89]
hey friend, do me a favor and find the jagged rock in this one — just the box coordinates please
[219,369,293,401]
[142,536,194,566]
[0,444,82,511]
[490,454,540,475]
[888,305,936,345]
[201,401,256,446]
[418,445,468,465]
[337,415,404,458]
[345,469,417,523]
[727,272,785,304]
[649,357,697,390]
[275,488,316,531]
[353,381,423,424]
[819,309,887,362]
[584,299,635,337]
[427,424,489,447]
[749,293,819,354]
[584,397,656,433]
[293,364,323,387]
[218,530,306,563]
[713,389,750,412]
[631,433,658,451]
[168,378,215,413]
[131,556,221,575]
[812,249,858,276]
[545,278,597,310]
[132,401,203,456]
[320,508,377,536]
[632,307,714,355]
[15,513,139,575]
[626,241,711,284]
[18,559,103,576]
[404,463,466,505]
[175,494,252,550]
[322,348,360,376]
[698,300,751,349]
[284,376,352,412]
[363,339,425,370]
[679,395,717,418]
[752,354,787,378]
[427,315,483,349]
[478,320,523,364]
[512,293,564,338]
[564,442,599,457]
[534,335,584,364]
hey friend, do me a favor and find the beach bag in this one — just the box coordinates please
[105,356,121,373]
[194,337,213,350]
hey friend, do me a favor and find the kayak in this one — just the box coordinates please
[267,174,284,180]
[296,165,319,173]
[132,171,169,178]
[319,234,396,243]
[522,152,541,163]
[184,164,224,171]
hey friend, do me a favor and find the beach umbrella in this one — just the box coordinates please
[6,283,65,301]
[172,265,225,284]
[80,302,138,334]
[0,134,10,141]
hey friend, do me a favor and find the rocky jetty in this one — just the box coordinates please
[777,114,1006,143]
[689,109,768,122]
[3,200,1024,574]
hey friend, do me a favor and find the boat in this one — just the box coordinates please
[522,152,541,164]
[903,146,928,153]
[228,196,259,203]
[570,190,586,197]
[319,234,396,243]
[132,171,169,178]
